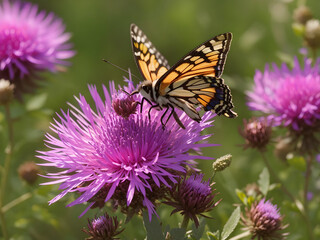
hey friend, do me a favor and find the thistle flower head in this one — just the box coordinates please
[247,57,320,153]
[82,213,124,240]
[242,199,288,240]
[0,0,75,97]
[247,57,320,132]
[165,173,220,228]
[38,74,216,220]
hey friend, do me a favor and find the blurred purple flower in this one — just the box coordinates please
[242,198,288,239]
[38,74,216,219]
[247,57,320,132]
[0,0,75,96]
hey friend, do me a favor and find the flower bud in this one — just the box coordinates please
[240,118,272,151]
[18,161,40,185]
[213,154,232,172]
[83,213,124,240]
[305,19,320,49]
[0,79,14,105]
[164,174,220,228]
[293,6,313,25]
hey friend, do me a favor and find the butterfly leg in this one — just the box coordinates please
[160,107,170,129]
[148,104,160,121]
[164,104,186,129]
[140,97,152,113]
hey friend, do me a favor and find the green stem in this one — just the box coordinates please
[311,47,317,65]
[2,192,32,213]
[0,103,14,240]
[180,215,190,229]
[229,230,251,240]
[303,154,314,240]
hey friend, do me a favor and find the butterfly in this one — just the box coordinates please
[130,23,237,128]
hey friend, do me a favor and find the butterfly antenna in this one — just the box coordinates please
[102,59,141,81]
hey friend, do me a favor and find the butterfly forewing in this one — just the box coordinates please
[130,24,170,82]
[155,33,232,96]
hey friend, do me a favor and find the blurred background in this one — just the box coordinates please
[1,0,320,239]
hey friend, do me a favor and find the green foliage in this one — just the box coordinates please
[258,168,270,197]
[221,207,241,240]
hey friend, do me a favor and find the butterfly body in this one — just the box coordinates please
[131,24,237,126]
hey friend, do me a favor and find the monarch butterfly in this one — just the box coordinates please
[130,23,237,128]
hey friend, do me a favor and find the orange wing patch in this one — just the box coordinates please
[156,32,232,96]
[131,24,170,82]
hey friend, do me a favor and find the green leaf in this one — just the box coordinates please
[221,207,241,240]
[235,189,247,205]
[207,230,220,240]
[143,212,165,240]
[169,228,187,240]
[191,218,206,240]
[258,168,269,196]
[26,93,48,111]
[287,155,306,172]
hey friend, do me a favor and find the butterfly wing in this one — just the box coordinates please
[154,32,236,118]
[165,75,237,120]
[130,24,170,82]
[154,32,232,95]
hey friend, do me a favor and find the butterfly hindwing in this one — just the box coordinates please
[130,24,170,82]
[155,32,232,96]
[166,75,237,119]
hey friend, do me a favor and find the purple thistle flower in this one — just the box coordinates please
[247,57,320,132]
[37,74,216,220]
[0,0,75,97]
[164,173,220,228]
[242,199,288,240]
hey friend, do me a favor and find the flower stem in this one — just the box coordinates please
[3,192,32,213]
[229,230,251,240]
[303,154,314,240]
[181,215,190,229]
[0,103,14,240]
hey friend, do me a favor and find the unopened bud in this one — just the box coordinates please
[0,79,14,105]
[293,6,313,25]
[213,154,232,172]
[305,19,320,49]
[18,161,40,185]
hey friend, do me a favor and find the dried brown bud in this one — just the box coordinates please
[18,161,40,185]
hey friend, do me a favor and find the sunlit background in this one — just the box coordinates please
[1,0,320,239]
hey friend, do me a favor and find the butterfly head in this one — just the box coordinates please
[137,80,154,101]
